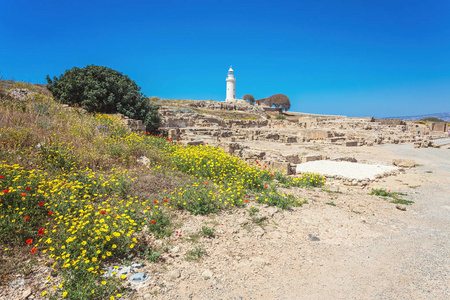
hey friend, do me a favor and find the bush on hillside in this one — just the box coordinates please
[266,94,291,111]
[243,94,255,105]
[46,65,160,131]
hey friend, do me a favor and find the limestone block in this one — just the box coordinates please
[284,154,300,164]
[168,128,180,140]
[186,141,204,146]
[392,159,415,168]
[344,141,358,147]
[285,136,297,143]
[298,129,332,140]
[241,149,266,160]
[300,155,322,163]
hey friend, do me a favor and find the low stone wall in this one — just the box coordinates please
[374,119,405,126]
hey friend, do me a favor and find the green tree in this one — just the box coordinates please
[46,65,160,131]
[242,94,255,105]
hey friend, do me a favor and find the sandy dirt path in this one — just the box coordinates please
[144,144,449,300]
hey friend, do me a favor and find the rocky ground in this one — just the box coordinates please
[127,144,449,299]
[2,144,448,300]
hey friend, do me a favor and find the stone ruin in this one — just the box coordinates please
[157,101,449,181]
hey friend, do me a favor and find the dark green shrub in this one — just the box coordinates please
[46,65,160,132]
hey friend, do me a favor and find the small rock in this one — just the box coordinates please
[396,204,407,211]
[308,234,320,241]
[167,269,181,279]
[182,226,197,233]
[249,256,269,265]
[10,278,25,289]
[392,159,415,168]
[254,227,265,238]
[137,156,150,168]
[171,246,180,253]
[265,206,278,217]
[237,218,248,225]
[202,269,213,278]
[23,289,32,299]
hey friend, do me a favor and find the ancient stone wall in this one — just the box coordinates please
[374,119,405,126]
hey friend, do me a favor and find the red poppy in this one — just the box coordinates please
[150,220,156,224]
[21,193,26,197]
[264,166,267,168]
[255,161,258,164]
[258,164,261,167]
[38,228,44,235]
[163,199,168,203]
[2,190,9,194]
[177,139,180,142]
[154,200,158,204]
[264,185,268,188]
[31,248,36,254]
[0,175,4,179]
[100,211,106,214]
[48,211,53,216]
[26,239,32,245]
[24,216,30,222]
[204,182,208,184]
[244,200,249,203]
[270,174,274,177]
[38,202,44,206]
[25,187,31,191]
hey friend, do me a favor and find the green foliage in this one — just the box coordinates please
[290,173,326,188]
[390,199,414,205]
[46,65,160,132]
[185,245,206,261]
[370,188,413,205]
[38,142,78,171]
[275,115,286,120]
[242,94,255,105]
[171,182,241,215]
[255,188,300,209]
[147,209,172,238]
[247,207,259,216]
[201,226,216,238]
[420,117,445,122]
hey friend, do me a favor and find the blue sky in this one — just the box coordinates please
[1,0,449,118]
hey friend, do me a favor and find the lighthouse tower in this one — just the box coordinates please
[225,67,236,101]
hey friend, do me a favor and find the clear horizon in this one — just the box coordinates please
[1,0,449,118]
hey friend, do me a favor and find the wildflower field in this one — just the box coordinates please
[0,82,325,299]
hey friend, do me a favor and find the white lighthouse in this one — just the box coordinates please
[225,66,236,101]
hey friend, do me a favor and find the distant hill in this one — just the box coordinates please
[385,112,450,122]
